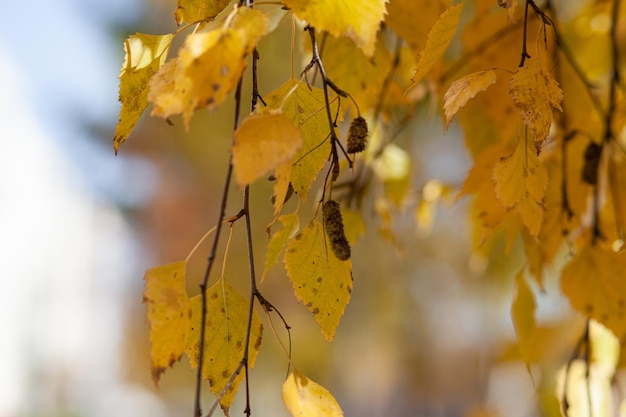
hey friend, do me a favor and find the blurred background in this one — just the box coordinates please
[0,1,590,417]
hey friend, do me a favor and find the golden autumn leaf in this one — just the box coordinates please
[320,33,392,115]
[493,137,548,238]
[269,161,294,230]
[186,281,263,412]
[114,33,173,153]
[263,211,300,282]
[511,270,536,372]
[509,65,563,147]
[407,1,465,92]
[149,7,268,128]
[283,0,386,57]
[175,0,231,25]
[232,112,303,187]
[443,70,497,129]
[282,370,344,417]
[386,0,449,55]
[143,261,191,385]
[284,218,353,341]
[561,247,626,339]
[262,80,336,198]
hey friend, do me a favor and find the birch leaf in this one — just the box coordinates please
[407,1,465,92]
[443,70,497,129]
[143,261,191,385]
[232,112,303,187]
[493,137,547,238]
[509,65,563,148]
[186,281,263,412]
[114,33,173,153]
[282,370,344,417]
[175,0,231,25]
[284,218,353,341]
[263,211,300,282]
[282,0,387,56]
[262,80,335,198]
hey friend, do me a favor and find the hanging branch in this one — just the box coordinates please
[303,26,358,195]
[193,77,244,417]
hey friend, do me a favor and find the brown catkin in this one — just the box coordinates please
[347,116,368,154]
[323,200,351,261]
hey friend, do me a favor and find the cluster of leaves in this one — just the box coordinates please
[114,0,626,415]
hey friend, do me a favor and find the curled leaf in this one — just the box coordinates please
[443,70,497,129]
[114,33,173,152]
[407,1,465,92]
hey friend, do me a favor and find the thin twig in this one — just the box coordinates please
[242,185,259,417]
[519,0,531,67]
[193,78,243,417]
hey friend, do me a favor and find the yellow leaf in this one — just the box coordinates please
[320,33,392,114]
[443,70,497,129]
[147,58,189,121]
[114,33,173,153]
[262,80,335,198]
[283,0,386,57]
[407,1,465,91]
[233,112,303,187]
[282,370,343,417]
[143,261,191,385]
[561,247,626,339]
[149,7,268,128]
[175,0,231,25]
[284,219,353,341]
[186,281,263,412]
[509,65,563,147]
[511,270,536,372]
[269,160,293,229]
[263,211,300,282]
[386,0,449,56]
[493,137,548,238]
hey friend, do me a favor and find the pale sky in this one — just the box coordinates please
[0,1,167,415]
